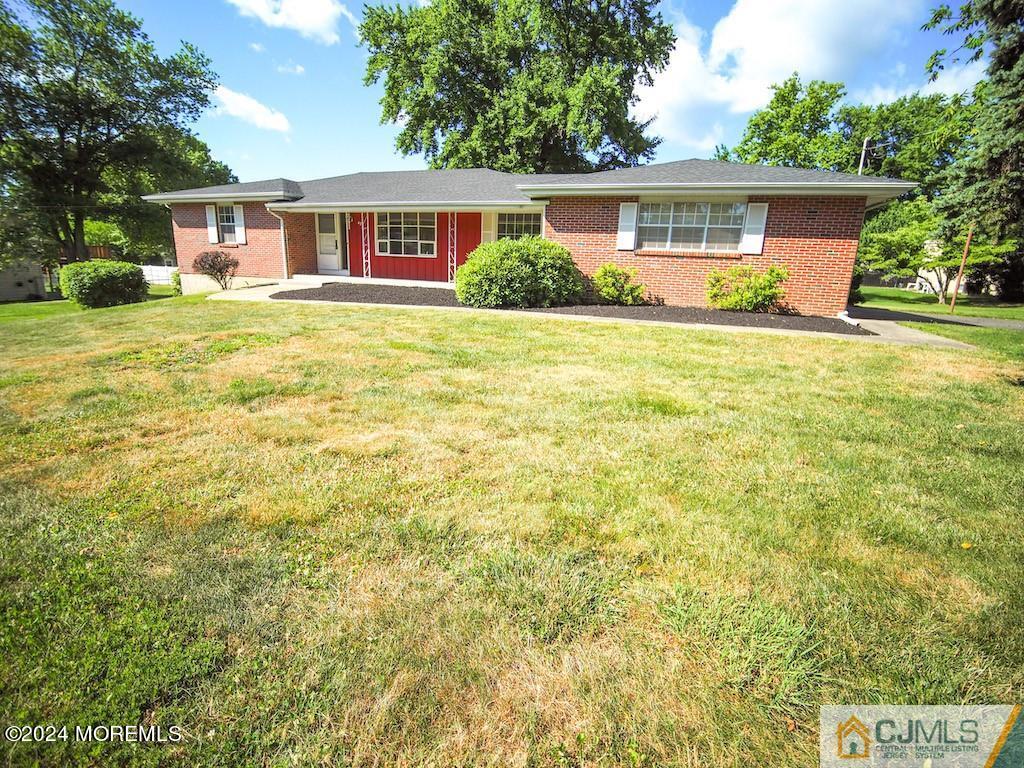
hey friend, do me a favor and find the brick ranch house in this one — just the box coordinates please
[143,159,913,316]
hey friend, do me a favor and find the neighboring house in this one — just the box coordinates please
[0,260,47,302]
[143,159,913,316]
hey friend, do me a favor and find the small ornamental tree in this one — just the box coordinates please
[859,199,1014,303]
[193,251,239,290]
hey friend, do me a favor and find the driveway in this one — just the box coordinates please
[848,305,1024,331]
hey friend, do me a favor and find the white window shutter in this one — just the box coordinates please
[233,204,247,245]
[739,202,768,254]
[205,205,218,243]
[616,202,638,250]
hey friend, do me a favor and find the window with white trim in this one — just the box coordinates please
[216,205,237,244]
[497,213,542,239]
[636,202,747,252]
[376,212,436,256]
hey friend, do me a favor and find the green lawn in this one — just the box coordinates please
[859,285,1024,320]
[1,296,1022,767]
[0,284,175,322]
[901,322,1024,363]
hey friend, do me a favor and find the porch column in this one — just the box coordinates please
[360,212,372,278]
[447,211,457,282]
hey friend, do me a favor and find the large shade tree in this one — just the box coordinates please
[0,0,218,263]
[716,74,848,171]
[715,73,975,194]
[360,0,675,172]
[925,0,1024,297]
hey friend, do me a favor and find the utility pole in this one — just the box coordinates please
[858,137,870,175]
[949,222,975,314]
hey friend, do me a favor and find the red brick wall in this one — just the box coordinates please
[281,212,317,276]
[543,195,866,316]
[171,203,285,278]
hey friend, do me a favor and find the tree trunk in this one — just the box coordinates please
[73,211,88,261]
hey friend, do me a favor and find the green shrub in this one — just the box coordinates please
[171,269,182,296]
[455,237,583,308]
[592,263,646,305]
[706,265,789,312]
[58,259,148,308]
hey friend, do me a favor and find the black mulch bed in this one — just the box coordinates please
[270,281,872,336]
[273,282,461,307]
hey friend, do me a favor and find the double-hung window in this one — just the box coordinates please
[497,213,542,239]
[216,205,237,244]
[636,202,747,252]
[376,212,435,256]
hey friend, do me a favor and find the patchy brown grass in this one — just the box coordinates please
[1,295,1022,767]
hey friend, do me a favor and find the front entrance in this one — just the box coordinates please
[316,213,348,274]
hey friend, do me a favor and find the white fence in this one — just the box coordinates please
[141,265,177,285]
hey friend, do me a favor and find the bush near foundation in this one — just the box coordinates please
[456,237,583,308]
[592,263,646,305]
[706,265,789,312]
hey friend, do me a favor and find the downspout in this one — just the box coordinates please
[162,204,177,267]
[266,206,288,279]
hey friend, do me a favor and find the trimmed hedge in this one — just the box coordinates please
[706,265,789,312]
[592,263,646,305]
[59,260,148,308]
[455,237,583,308]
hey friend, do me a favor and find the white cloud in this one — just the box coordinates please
[213,85,291,132]
[636,0,926,152]
[276,61,305,75]
[854,58,988,104]
[249,42,265,52]
[226,0,359,45]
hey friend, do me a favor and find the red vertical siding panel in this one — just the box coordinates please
[455,212,481,266]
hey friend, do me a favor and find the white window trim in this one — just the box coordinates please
[496,212,543,239]
[636,201,748,253]
[216,204,238,244]
[374,212,438,258]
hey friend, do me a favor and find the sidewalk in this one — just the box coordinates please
[210,283,973,349]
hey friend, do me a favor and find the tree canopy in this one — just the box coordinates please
[716,74,848,171]
[923,0,1024,297]
[858,197,1014,302]
[360,0,675,172]
[715,73,975,195]
[0,0,221,264]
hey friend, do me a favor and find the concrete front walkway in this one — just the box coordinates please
[210,283,972,349]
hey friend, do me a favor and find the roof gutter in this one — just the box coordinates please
[514,182,917,197]
[141,191,300,203]
[267,200,545,213]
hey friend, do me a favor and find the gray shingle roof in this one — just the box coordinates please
[295,168,532,204]
[143,177,302,201]
[144,159,914,206]
[518,158,913,187]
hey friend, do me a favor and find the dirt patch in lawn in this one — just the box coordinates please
[270,282,872,336]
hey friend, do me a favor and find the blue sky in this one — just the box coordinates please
[120,0,987,183]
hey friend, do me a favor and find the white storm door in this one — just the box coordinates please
[316,213,342,273]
